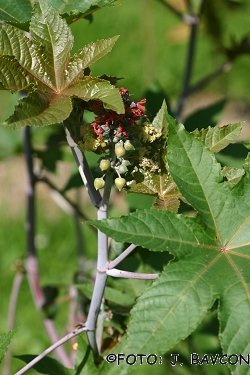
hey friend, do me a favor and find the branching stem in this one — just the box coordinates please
[108,244,137,269]
[14,325,87,375]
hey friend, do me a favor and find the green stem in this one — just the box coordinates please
[175,21,199,121]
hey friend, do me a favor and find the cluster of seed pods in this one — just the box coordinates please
[89,88,147,191]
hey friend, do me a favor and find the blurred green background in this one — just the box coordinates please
[1,0,250,374]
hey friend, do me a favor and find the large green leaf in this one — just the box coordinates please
[0,0,116,25]
[90,115,250,375]
[0,0,124,129]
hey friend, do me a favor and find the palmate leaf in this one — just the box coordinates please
[0,0,116,26]
[91,115,250,375]
[0,0,124,129]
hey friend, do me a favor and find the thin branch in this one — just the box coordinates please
[64,126,102,208]
[38,175,93,223]
[108,244,137,270]
[175,22,199,121]
[14,325,87,375]
[24,126,72,368]
[23,126,36,256]
[106,269,159,280]
[187,61,232,96]
[3,272,24,375]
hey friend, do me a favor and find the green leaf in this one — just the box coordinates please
[77,283,136,307]
[128,173,181,212]
[0,328,18,362]
[192,122,245,153]
[222,166,245,184]
[16,355,73,375]
[66,37,119,85]
[0,0,32,23]
[64,76,123,114]
[0,56,34,91]
[74,335,99,375]
[151,98,168,132]
[3,92,72,129]
[0,0,124,128]
[90,115,250,375]
[0,0,116,25]
[30,0,74,91]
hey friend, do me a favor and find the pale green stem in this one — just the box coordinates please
[108,244,137,269]
[106,269,158,279]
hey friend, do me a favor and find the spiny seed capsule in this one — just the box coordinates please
[118,165,128,175]
[99,159,111,171]
[124,140,135,151]
[115,145,126,158]
[94,178,105,190]
[114,177,126,191]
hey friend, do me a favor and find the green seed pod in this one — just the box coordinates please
[99,159,111,171]
[121,159,131,167]
[115,145,126,158]
[124,140,135,151]
[114,177,126,191]
[94,178,105,190]
[101,142,107,148]
[118,165,128,175]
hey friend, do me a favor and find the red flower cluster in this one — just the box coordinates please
[89,88,147,140]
